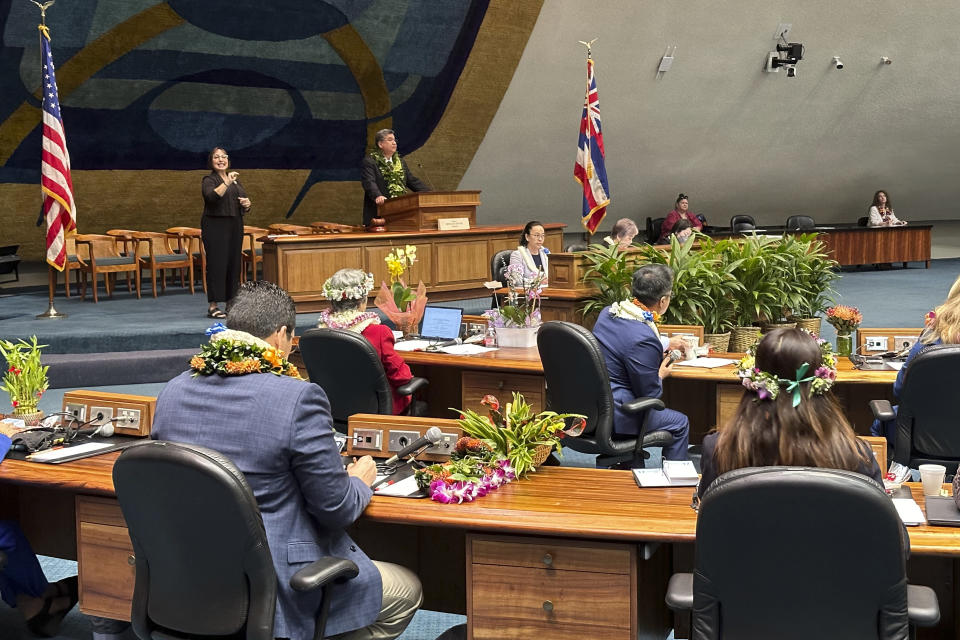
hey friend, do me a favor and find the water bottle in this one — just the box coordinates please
[483,327,497,347]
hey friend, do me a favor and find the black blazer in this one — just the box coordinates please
[202,172,248,218]
[360,155,428,225]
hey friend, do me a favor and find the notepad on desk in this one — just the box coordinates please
[632,460,700,488]
[672,357,737,369]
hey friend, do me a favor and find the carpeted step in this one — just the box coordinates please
[43,349,194,389]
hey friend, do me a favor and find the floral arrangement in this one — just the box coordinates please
[190,326,301,379]
[484,263,544,328]
[825,305,863,333]
[0,336,49,416]
[414,393,584,504]
[737,333,837,405]
[375,245,427,335]
[415,438,517,504]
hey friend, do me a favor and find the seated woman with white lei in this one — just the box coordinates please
[317,268,416,414]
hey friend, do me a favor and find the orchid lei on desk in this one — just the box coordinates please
[415,393,585,503]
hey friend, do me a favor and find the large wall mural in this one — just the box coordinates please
[0,0,542,257]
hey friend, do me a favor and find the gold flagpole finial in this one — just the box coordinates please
[30,0,55,26]
[577,38,598,57]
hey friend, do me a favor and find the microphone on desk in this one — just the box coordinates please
[382,427,443,466]
[427,338,462,350]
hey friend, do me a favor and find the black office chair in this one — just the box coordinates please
[114,441,359,640]
[646,217,665,244]
[870,343,960,475]
[565,243,588,252]
[490,248,513,307]
[0,245,21,284]
[858,216,870,227]
[729,214,756,233]
[666,466,939,639]
[785,215,815,230]
[299,328,428,432]
[537,321,673,467]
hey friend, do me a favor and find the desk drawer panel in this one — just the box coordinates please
[470,564,631,639]
[77,520,135,621]
[471,537,630,574]
[461,372,544,413]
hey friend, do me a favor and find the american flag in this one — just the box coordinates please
[573,55,610,234]
[39,25,76,271]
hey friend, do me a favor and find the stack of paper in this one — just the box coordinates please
[632,461,700,488]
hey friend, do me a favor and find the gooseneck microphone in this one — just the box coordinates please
[382,427,443,466]
[415,160,436,191]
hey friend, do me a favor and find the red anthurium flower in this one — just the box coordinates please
[480,394,500,411]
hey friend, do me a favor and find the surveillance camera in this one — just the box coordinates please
[833,56,844,70]
[786,65,797,78]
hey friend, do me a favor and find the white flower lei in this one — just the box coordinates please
[322,272,374,302]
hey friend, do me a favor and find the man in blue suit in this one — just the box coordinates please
[592,264,690,462]
[151,281,422,640]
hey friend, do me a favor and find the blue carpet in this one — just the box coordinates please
[1,557,469,640]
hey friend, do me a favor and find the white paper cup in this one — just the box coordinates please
[681,335,699,360]
[919,464,947,497]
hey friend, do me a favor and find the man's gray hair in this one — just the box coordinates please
[226,281,296,340]
[374,129,395,144]
[631,264,674,306]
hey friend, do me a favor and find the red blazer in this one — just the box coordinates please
[658,209,703,243]
[361,323,413,414]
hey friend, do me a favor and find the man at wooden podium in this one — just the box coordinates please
[361,129,430,226]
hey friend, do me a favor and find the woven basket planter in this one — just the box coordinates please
[703,332,731,353]
[729,326,761,353]
[793,317,822,336]
[531,443,554,467]
[761,321,797,334]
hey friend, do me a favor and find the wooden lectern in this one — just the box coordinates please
[372,190,481,232]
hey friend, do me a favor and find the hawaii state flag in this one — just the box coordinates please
[38,24,77,271]
[574,55,610,234]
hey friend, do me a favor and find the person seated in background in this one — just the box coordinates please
[317,268,418,415]
[871,274,960,447]
[698,328,881,500]
[868,190,906,227]
[509,220,549,285]
[0,424,78,638]
[670,218,694,242]
[153,281,422,640]
[658,193,704,243]
[603,218,639,250]
[592,264,690,463]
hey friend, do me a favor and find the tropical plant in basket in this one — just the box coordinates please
[580,241,643,318]
[453,393,585,477]
[0,336,49,416]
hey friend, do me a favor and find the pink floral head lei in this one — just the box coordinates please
[736,332,838,407]
[321,272,374,302]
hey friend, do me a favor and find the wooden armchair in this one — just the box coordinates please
[167,227,205,293]
[129,231,195,298]
[74,234,141,302]
[241,226,268,282]
[62,236,85,298]
[267,223,313,235]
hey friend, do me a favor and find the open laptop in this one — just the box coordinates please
[417,306,463,341]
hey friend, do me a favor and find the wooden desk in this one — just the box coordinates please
[404,347,898,437]
[261,223,564,312]
[1,456,958,639]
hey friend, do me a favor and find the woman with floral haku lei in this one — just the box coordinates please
[695,328,883,502]
[318,268,417,414]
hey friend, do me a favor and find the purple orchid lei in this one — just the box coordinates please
[427,458,517,504]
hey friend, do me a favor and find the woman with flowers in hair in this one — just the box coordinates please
[870,274,960,446]
[317,268,415,414]
[697,328,881,500]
